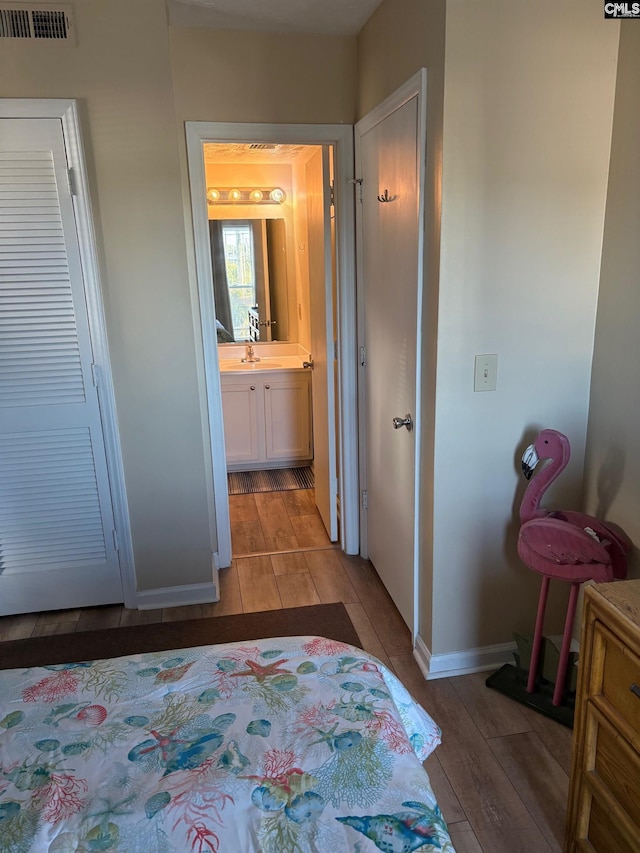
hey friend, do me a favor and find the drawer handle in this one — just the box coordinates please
[631,683,640,700]
[265,384,270,389]
[250,386,255,391]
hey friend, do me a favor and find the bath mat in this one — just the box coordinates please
[228,466,314,495]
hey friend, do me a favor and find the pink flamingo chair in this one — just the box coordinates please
[518,429,630,706]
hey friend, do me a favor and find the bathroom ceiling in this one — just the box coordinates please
[204,143,316,165]
[169,0,384,35]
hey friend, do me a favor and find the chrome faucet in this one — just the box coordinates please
[241,344,260,363]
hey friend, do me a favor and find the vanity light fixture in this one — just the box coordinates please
[206,187,287,205]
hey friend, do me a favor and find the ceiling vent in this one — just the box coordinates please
[248,144,278,151]
[0,3,74,43]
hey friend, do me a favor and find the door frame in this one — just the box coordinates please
[305,145,338,542]
[355,70,427,638]
[185,122,358,566]
[0,98,136,608]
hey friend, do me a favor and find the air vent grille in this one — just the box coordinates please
[0,4,74,42]
[248,144,278,151]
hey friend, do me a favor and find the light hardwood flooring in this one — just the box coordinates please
[229,489,334,555]
[0,492,573,852]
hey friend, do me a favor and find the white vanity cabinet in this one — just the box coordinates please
[221,370,312,471]
[219,377,261,466]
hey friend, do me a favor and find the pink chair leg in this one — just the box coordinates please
[552,582,580,706]
[527,576,550,693]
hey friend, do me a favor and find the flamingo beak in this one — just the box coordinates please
[521,444,539,480]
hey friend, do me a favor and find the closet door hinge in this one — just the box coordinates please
[349,177,363,202]
[360,346,366,367]
[329,180,335,207]
[112,529,120,552]
[361,490,368,510]
[67,167,77,197]
[90,363,101,388]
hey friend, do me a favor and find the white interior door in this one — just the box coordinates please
[356,79,425,634]
[306,147,338,541]
[0,117,123,615]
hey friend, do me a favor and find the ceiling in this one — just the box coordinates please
[204,143,316,165]
[168,0,384,36]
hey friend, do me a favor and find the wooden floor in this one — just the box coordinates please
[0,489,573,852]
[229,488,334,555]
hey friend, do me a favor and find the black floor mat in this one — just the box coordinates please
[228,466,314,495]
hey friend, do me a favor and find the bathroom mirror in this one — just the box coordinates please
[210,218,290,343]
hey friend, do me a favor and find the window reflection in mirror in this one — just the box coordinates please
[210,218,289,344]
[222,222,257,341]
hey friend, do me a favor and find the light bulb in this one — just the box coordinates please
[228,189,242,202]
[250,190,264,202]
[269,188,286,204]
[206,188,220,202]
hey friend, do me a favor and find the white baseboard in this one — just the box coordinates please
[135,577,219,611]
[413,634,432,679]
[414,634,516,680]
[134,554,220,610]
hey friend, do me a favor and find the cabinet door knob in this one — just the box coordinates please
[265,384,270,389]
[250,385,255,391]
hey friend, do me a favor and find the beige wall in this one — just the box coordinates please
[433,0,619,655]
[169,28,357,125]
[357,0,446,649]
[583,23,640,579]
[0,0,213,591]
[357,0,445,120]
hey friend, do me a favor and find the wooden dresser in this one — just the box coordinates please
[565,579,640,852]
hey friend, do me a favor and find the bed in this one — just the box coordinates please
[0,635,454,852]
[216,319,234,344]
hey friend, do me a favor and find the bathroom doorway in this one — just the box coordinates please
[186,123,358,569]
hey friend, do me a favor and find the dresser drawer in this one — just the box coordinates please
[565,583,640,853]
[592,622,640,736]
[588,797,637,853]
[586,703,640,827]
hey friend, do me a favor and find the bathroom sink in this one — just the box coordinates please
[219,360,283,371]
[240,361,282,370]
[219,355,307,372]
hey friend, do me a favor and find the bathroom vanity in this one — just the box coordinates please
[219,357,312,471]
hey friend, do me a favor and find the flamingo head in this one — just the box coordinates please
[521,429,570,480]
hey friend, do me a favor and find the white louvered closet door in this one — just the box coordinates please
[0,118,123,615]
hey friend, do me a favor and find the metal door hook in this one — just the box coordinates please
[377,189,392,203]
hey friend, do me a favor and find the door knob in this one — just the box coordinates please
[392,414,413,431]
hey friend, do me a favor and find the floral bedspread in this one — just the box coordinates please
[0,635,453,852]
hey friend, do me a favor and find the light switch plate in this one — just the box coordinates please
[474,354,498,391]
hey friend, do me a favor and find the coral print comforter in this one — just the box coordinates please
[0,636,453,852]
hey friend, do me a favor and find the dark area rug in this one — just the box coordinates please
[228,466,314,495]
[0,604,361,670]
